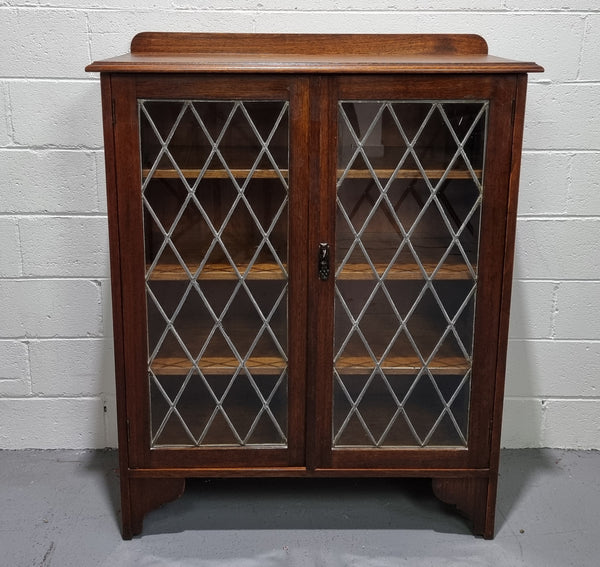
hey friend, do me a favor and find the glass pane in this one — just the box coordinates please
[140,99,289,447]
[334,100,487,448]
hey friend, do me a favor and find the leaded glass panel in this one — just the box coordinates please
[140,99,290,447]
[333,100,488,448]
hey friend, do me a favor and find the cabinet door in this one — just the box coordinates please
[111,76,309,469]
[313,75,517,470]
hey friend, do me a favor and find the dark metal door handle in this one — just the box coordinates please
[318,243,330,280]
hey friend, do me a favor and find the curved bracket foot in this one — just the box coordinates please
[122,477,186,539]
[432,477,495,539]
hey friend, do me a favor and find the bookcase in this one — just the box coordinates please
[86,32,542,539]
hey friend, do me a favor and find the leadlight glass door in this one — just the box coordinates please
[117,77,309,468]
[334,98,485,447]
[320,77,516,469]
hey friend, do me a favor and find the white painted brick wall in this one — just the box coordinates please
[2,9,90,79]
[20,216,109,278]
[580,13,600,81]
[1,1,598,449]
[0,340,30,396]
[9,81,103,147]
[0,150,102,213]
[0,218,22,277]
[525,83,600,150]
[0,280,103,338]
[28,338,115,396]
[569,153,600,214]
[515,219,600,280]
[0,398,107,449]
[0,82,11,146]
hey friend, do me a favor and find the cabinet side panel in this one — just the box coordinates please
[485,73,529,534]
[466,76,517,469]
[99,74,134,535]
[112,75,149,468]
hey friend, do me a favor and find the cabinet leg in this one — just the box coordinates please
[121,477,186,539]
[432,477,496,539]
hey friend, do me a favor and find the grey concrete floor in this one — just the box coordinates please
[0,449,598,566]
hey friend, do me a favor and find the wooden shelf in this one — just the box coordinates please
[143,168,288,180]
[152,355,286,375]
[336,355,469,375]
[151,354,469,376]
[148,262,287,280]
[142,168,480,181]
[338,168,481,180]
[147,260,473,281]
[339,261,474,280]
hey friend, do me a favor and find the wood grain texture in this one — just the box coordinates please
[150,353,470,376]
[128,467,490,479]
[464,75,517,471]
[99,74,135,541]
[309,76,337,470]
[86,53,543,74]
[147,262,288,280]
[432,477,492,538]
[110,75,149,471]
[126,477,186,539]
[141,167,479,180]
[484,73,532,540]
[85,33,544,74]
[146,260,475,281]
[131,32,489,56]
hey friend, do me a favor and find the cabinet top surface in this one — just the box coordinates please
[86,32,543,74]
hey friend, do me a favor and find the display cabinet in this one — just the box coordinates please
[86,33,542,539]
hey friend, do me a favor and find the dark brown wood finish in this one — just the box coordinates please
[482,72,532,539]
[127,466,490,479]
[313,74,517,473]
[111,75,311,471]
[99,74,135,537]
[130,32,489,56]
[432,477,490,536]
[111,75,148,471]
[306,76,337,470]
[127,478,186,539]
[88,33,542,539]
[86,33,542,75]
[87,55,542,75]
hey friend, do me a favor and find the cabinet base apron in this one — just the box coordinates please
[121,468,495,540]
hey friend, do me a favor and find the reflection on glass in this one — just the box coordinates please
[140,100,289,447]
[333,100,488,448]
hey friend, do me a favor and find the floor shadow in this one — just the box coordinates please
[495,447,559,532]
[141,476,472,537]
[83,448,561,538]
[82,449,121,530]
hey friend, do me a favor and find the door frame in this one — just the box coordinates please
[309,74,518,471]
[109,73,311,470]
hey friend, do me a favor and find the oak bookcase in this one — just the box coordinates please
[86,33,542,539]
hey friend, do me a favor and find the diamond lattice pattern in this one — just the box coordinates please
[333,100,488,448]
[140,99,290,447]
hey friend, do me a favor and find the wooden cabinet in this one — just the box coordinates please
[86,33,542,539]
